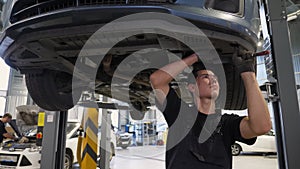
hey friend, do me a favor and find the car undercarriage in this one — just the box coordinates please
[1,0,260,119]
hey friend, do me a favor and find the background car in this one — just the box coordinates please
[0,144,41,169]
[231,130,277,156]
[115,131,132,149]
[0,121,116,169]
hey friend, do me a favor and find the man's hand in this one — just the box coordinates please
[232,52,255,74]
[3,133,17,140]
[18,137,29,143]
[182,53,199,63]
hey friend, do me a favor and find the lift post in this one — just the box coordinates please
[99,96,112,169]
[264,0,300,168]
[80,107,99,169]
[97,97,131,168]
[40,111,68,169]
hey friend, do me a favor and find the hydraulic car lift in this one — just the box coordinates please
[38,0,300,168]
[263,0,300,168]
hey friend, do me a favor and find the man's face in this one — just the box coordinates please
[193,70,220,100]
[3,117,11,123]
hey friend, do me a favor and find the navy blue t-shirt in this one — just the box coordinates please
[157,88,256,169]
[0,120,7,143]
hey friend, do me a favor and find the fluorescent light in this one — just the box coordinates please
[257,41,263,47]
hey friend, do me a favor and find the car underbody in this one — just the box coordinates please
[1,0,260,118]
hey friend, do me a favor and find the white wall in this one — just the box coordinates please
[0,59,10,115]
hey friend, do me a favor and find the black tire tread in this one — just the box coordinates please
[224,64,247,110]
[25,70,80,111]
[65,151,73,169]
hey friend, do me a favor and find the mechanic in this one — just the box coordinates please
[0,113,18,144]
[150,53,271,169]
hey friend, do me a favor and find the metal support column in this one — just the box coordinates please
[272,100,286,169]
[265,0,300,168]
[40,111,68,169]
[99,96,112,169]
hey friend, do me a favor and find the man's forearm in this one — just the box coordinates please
[241,72,272,135]
[3,133,16,139]
[150,54,198,87]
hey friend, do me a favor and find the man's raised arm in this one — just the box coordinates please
[150,54,198,105]
[240,72,272,139]
[232,54,272,139]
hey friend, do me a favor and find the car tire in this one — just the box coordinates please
[129,101,146,120]
[231,143,242,156]
[25,70,82,111]
[64,152,73,169]
[129,110,145,120]
[121,145,128,149]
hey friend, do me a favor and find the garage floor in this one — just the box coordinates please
[73,146,278,169]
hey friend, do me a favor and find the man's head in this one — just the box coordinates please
[187,62,220,100]
[1,113,12,123]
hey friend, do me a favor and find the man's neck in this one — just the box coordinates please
[195,97,216,115]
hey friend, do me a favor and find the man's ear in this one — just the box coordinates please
[188,83,196,93]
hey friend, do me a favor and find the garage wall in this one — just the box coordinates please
[289,20,300,85]
[4,69,28,118]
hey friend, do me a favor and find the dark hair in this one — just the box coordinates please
[3,113,12,119]
[192,61,207,78]
[187,61,207,84]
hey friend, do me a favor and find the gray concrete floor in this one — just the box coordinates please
[233,154,278,169]
[74,146,278,169]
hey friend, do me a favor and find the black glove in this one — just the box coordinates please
[182,50,195,58]
[232,52,255,74]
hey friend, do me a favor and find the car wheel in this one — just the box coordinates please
[129,101,147,120]
[231,143,242,156]
[129,110,145,120]
[223,64,253,110]
[25,70,82,111]
[64,152,73,169]
[121,145,128,149]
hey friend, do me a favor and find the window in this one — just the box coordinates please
[205,0,241,14]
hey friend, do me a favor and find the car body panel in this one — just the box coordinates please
[1,0,259,69]
[0,145,40,169]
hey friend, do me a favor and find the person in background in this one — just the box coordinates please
[0,113,18,144]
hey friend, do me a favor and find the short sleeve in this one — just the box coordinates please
[156,88,181,126]
[0,123,7,134]
[222,114,256,145]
